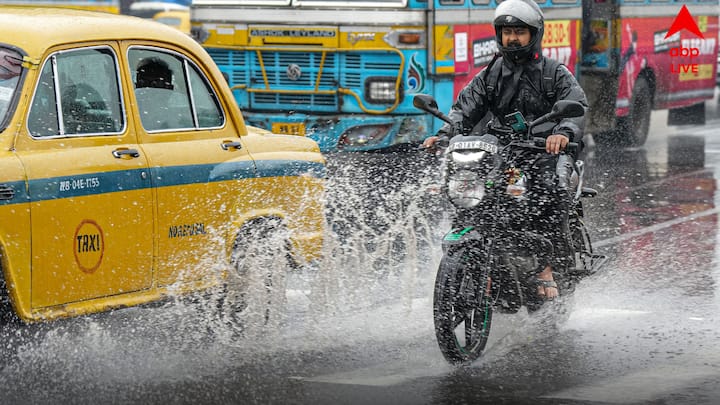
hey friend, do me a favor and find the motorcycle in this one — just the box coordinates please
[414,94,607,365]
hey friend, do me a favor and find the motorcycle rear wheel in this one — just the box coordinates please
[433,246,493,365]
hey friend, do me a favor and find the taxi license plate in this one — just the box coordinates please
[272,122,306,136]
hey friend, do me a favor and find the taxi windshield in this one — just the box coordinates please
[0,47,23,125]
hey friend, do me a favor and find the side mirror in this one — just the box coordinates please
[413,94,439,112]
[413,94,452,124]
[550,100,585,119]
[529,100,585,129]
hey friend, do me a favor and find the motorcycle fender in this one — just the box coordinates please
[441,226,483,251]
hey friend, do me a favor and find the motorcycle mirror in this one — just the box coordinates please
[550,100,585,119]
[413,94,453,124]
[413,94,438,111]
[529,100,585,128]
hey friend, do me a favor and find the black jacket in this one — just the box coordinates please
[438,55,588,144]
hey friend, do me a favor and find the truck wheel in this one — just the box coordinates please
[617,76,653,147]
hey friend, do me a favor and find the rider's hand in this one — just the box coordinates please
[423,136,439,149]
[546,134,569,154]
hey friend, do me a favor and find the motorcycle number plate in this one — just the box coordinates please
[449,140,498,154]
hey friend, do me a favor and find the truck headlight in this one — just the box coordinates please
[447,170,484,208]
[365,77,399,104]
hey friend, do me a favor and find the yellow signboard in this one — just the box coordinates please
[543,20,571,48]
[249,26,339,47]
[679,63,714,81]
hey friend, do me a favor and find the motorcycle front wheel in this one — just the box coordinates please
[433,246,493,365]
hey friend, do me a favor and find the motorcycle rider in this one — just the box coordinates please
[423,0,588,301]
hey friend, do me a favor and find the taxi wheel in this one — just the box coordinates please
[0,271,20,327]
[226,218,291,333]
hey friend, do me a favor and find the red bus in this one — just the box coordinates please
[581,0,718,146]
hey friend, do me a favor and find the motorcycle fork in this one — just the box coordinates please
[460,241,494,310]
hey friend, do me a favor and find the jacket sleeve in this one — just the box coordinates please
[436,70,492,138]
[551,64,588,144]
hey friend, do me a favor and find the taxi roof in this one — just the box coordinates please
[0,7,201,58]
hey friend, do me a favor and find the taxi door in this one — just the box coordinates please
[124,45,256,287]
[16,45,154,308]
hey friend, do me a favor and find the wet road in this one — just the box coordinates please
[3,96,720,404]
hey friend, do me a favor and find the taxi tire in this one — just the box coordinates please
[225,218,291,334]
[0,270,25,366]
[0,271,20,327]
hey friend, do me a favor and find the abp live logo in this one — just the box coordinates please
[665,5,712,75]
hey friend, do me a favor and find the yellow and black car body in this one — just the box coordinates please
[0,7,325,323]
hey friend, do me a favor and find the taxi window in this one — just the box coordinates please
[28,47,124,138]
[188,64,223,128]
[128,47,224,132]
[0,47,23,127]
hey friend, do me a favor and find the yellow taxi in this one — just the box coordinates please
[0,8,325,325]
[152,10,190,35]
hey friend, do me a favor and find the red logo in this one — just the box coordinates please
[665,5,704,39]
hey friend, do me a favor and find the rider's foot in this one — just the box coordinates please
[537,265,559,300]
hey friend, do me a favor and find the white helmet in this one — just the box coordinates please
[493,0,545,63]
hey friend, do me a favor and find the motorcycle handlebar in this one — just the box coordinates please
[531,137,578,154]
[419,136,578,154]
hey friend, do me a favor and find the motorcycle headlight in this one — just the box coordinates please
[447,170,485,208]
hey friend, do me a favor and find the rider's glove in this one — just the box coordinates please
[433,121,465,148]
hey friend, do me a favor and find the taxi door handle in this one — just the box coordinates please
[221,141,242,151]
[112,148,140,159]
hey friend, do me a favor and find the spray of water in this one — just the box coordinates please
[0,152,450,395]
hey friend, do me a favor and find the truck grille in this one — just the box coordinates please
[207,48,402,113]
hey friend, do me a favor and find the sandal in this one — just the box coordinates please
[536,279,559,301]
